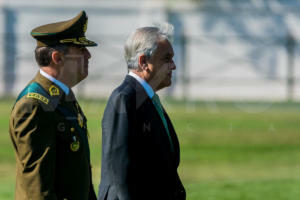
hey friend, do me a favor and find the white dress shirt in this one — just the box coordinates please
[128,71,154,99]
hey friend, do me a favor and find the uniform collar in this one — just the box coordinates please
[40,69,70,95]
[128,71,154,99]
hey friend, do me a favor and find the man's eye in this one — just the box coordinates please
[166,58,173,62]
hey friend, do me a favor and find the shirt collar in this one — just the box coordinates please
[128,71,154,99]
[39,69,70,95]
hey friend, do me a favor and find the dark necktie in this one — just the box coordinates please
[152,93,174,152]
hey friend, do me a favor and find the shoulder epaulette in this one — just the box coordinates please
[15,82,50,105]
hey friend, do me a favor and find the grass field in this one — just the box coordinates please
[1,98,300,200]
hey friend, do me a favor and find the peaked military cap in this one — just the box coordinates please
[31,10,97,47]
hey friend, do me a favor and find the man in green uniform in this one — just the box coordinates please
[9,10,97,200]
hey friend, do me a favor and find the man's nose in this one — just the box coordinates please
[170,60,176,70]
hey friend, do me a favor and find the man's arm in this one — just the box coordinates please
[10,99,57,200]
[100,93,132,200]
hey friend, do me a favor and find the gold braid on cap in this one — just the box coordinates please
[59,37,94,45]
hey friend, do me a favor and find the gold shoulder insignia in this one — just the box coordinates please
[49,85,60,96]
[27,93,49,104]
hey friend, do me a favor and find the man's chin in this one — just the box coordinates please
[82,70,88,78]
[82,73,88,81]
[75,73,88,85]
[156,81,172,91]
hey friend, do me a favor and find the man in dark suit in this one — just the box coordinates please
[98,24,186,200]
[9,11,97,200]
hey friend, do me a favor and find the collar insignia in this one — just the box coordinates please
[49,85,60,96]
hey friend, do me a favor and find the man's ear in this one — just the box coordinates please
[51,51,63,65]
[138,54,148,70]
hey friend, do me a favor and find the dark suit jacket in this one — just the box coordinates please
[9,72,96,200]
[98,75,186,200]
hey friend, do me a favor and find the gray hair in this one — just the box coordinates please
[124,23,174,70]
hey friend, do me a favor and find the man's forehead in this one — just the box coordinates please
[157,40,174,54]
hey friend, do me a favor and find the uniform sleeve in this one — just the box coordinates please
[99,93,132,200]
[10,99,57,200]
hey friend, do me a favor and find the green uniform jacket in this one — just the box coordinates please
[9,72,96,200]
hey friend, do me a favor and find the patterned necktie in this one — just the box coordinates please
[152,94,174,152]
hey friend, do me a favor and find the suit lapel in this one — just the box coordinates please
[61,89,88,131]
[124,75,178,159]
[61,89,78,114]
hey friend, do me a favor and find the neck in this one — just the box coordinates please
[40,66,74,88]
[130,70,159,92]
[41,66,58,78]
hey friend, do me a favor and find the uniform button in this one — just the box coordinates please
[70,127,75,132]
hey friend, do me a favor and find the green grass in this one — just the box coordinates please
[1,98,300,200]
